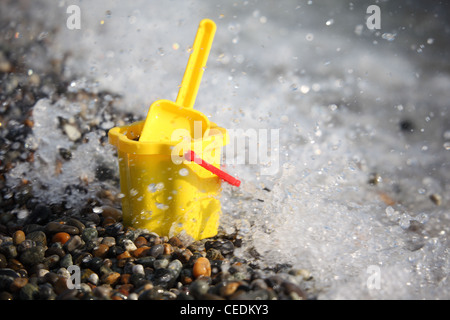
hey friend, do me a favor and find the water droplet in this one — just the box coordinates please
[381,33,397,42]
[300,85,310,94]
[325,19,334,26]
[130,188,138,196]
[443,141,450,150]
[179,168,189,176]
[156,203,169,210]
[306,33,314,41]
[427,38,434,45]
[148,182,164,193]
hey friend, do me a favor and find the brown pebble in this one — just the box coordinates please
[102,216,116,227]
[93,244,109,258]
[10,277,28,292]
[120,274,131,285]
[220,281,241,297]
[102,272,120,285]
[163,243,174,255]
[132,246,150,258]
[193,257,211,279]
[168,236,183,248]
[117,251,132,260]
[429,193,442,206]
[117,283,133,296]
[134,236,148,248]
[52,232,71,245]
[13,230,26,245]
[7,259,24,271]
[101,206,122,221]
[177,249,193,264]
[54,276,69,295]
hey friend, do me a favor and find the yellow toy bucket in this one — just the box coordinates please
[108,120,228,240]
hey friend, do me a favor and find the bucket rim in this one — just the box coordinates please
[108,120,228,155]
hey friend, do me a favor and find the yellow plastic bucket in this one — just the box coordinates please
[108,120,228,240]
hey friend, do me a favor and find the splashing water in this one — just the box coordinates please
[4,0,449,299]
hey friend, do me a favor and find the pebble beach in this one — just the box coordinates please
[0,3,313,300]
[1,0,449,301]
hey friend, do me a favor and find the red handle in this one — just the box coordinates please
[184,150,241,187]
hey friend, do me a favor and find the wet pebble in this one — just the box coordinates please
[205,239,234,256]
[12,230,26,245]
[19,283,40,300]
[189,278,210,299]
[81,227,98,242]
[93,244,109,258]
[63,235,84,252]
[26,231,47,246]
[193,257,211,279]
[60,253,73,269]
[20,245,45,266]
[122,239,137,252]
[52,232,70,244]
[45,221,79,235]
[149,244,164,258]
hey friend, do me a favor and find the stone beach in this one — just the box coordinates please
[0,206,314,300]
[2,1,449,301]
[0,14,314,300]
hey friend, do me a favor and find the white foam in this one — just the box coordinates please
[8,0,449,299]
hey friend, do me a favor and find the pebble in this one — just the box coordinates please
[193,257,211,279]
[122,239,137,252]
[220,281,241,297]
[149,244,164,258]
[132,264,145,275]
[26,230,47,246]
[153,258,169,269]
[81,227,98,242]
[10,277,28,292]
[12,230,26,245]
[0,254,7,268]
[88,272,99,285]
[101,271,120,285]
[132,246,149,258]
[101,236,116,247]
[45,221,79,235]
[189,279,210,298]
[19,283,40,300]
[205,239,234,256]
[93,244,109,258]
[52,232,71,244]
[134,236,147,248]
[20,246,45,265]
[63,235,84,252]
[100,206,123,221]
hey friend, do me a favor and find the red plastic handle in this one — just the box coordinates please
[184,150,241,187]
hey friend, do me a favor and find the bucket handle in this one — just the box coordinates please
[184,151,241,187]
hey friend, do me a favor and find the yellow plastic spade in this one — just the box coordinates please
[139,19,216,142]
